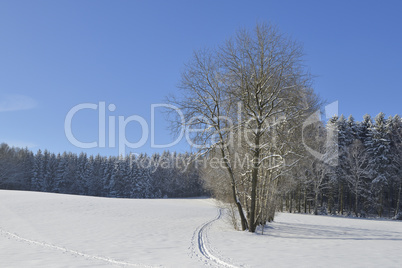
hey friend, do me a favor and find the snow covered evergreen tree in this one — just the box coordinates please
[43,151,57,192]
[366,112,392,216]
[53,153,66,193]
[31,149,45,191]
[344,139,370,216]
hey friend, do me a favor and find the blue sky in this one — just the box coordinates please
[0,0,401,156]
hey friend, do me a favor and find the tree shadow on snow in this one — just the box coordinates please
[264,222,402,241]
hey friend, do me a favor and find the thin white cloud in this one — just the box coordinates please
[1,139,38,149]
[0,94,37,112]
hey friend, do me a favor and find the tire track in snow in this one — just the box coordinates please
[191,207,239,268]
[0,228,159,268]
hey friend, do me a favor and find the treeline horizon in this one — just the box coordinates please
[1,111,401,219]
[0,146,206,198]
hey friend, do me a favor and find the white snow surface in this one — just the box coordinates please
[1,190,402,267]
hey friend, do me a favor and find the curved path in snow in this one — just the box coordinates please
[191,207,239,268]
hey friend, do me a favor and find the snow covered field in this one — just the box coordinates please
[1,190,402,267]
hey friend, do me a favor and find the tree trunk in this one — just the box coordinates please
[347,191,352,214]
[379,190,383,217]
[298,186,302,213]
[221,150,248,231]
[289,192,293,213]
[234,184,248,230]
[396,182,402,216]
[339,183,344,215]
[249,134,261,233]
[321,193,324,208]
[355,193,359,217]
[355,180,359,217]
[314,192,319,215]
[328,188,333,214]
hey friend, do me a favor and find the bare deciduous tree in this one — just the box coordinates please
[345,139,370,216]
[166,47,249,230]
[167,23,320,232]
